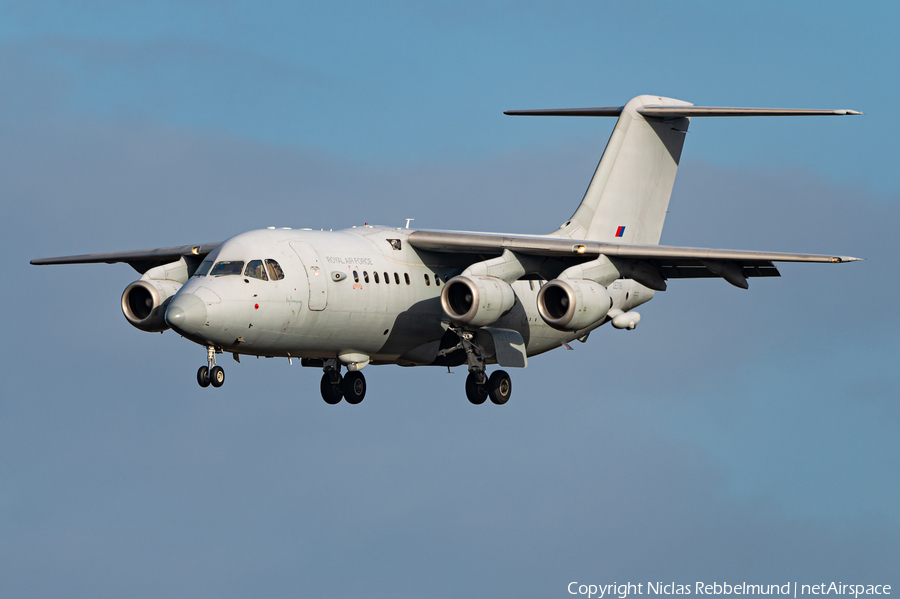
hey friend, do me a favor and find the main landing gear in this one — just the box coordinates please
[197,346,225,389]
[320,360,367,405]
[448,325,513,406]
[465,370,511,405]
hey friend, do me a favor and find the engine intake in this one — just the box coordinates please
[537,279,612,331]
[121,279,182,332]
[440,275,516,327]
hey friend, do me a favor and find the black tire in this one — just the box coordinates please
[342,371,367,405]
[488,370,512,405]
[465,373,489,405]
[197,365,210,388]
[320,372,343,404]
[210,365,225,388]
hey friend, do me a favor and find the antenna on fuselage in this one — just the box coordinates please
[405,218,414,229]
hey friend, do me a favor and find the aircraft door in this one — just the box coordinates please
[289,241,328,310]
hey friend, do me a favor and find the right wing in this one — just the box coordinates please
[407,229,861,289]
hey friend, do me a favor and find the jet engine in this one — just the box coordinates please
[441,275,516,327]
[537,279,612,331]
[121,279,182,332]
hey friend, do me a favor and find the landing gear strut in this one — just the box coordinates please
[197,346,225,389]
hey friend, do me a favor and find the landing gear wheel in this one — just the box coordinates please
[320,372,343,404]
[465,373,489,405]
[488,370,512,405]
[209,365,225,388]
[197,365,210,388]
[342,371,367,405]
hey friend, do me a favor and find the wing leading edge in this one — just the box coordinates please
[30,242,220,274]
[407,229,861,289]
[407,230,860,263]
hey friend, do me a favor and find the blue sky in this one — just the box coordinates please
[2,2,898,598]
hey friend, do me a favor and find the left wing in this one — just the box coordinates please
[30,242,221,274]
[407,230,861,289]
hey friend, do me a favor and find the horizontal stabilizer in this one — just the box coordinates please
[504,106,862,118]
[504,107,626,117]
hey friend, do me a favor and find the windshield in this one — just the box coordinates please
[209,261,245,276]
[194,259,213,277]
[244,260,268,281]
[265,259,285,280]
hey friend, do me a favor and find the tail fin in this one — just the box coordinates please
[505,95,860,245]
[553,95,691,245]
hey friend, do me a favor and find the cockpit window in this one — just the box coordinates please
[265,259,285,281]
[195,259,213,277]
[244,260,268,281]
[209,261,244,276]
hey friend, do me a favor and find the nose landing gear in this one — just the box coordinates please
[197,346,225,389]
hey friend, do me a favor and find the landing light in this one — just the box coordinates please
[573,244,586,254]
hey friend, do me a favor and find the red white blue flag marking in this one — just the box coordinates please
[615,226,626,238]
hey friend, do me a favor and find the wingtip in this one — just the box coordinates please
[834,256,864,262]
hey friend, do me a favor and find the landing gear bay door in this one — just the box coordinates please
[479,327,527,368]
[289,241,328,311]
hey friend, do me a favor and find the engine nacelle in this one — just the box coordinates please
[440,275,516,327]
[537,279,612,331]
[121,279,182,332]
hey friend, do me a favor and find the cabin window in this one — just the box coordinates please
[352,270,359,283]
[404,273,410,285]
[209,261,244,276]
[363,271,370,283]
[244,260,268,281]
[434,274,441,287]
[195,259,213,277]
[265,259,285,280]
[394,272,400,284]
[374,272,380,284]
[424,274,431,286]
[384,272,390,284]
[529,280,534,290]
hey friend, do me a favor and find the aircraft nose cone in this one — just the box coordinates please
[165,293,207,334]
